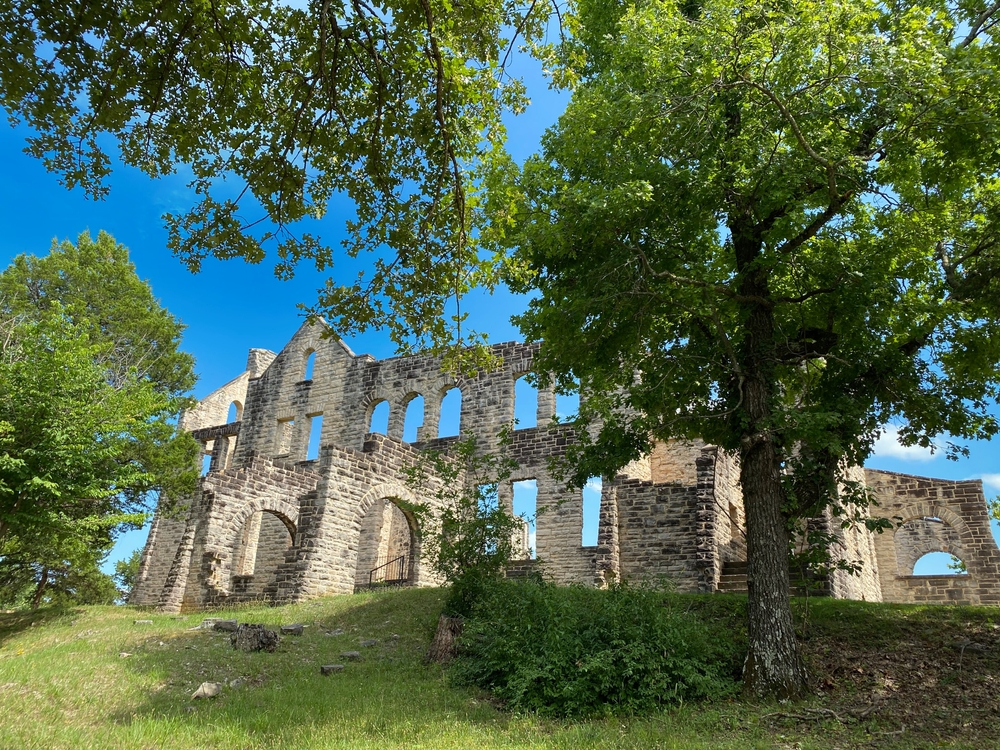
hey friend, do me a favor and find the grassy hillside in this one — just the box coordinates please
[0,588,997,749]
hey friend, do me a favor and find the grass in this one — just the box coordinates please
[0,588,997,749]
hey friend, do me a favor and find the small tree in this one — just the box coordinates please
[114,550,143,603]
[404,428,524,618]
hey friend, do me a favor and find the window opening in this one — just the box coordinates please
[307,413,324,460]
[512,480,538,559]
[303,350,316,380]
[913,551,967,575]
[438,387,462,437]
[403,395,425,443]
[200,452,212,476]
[514,375,538,429]
[276,418,295,454]
[477,483,500,555]
[227,400,243,423]
[555,387,580,422]
[582,476,602,546]
[368,401,389,435]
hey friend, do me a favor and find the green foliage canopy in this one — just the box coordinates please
[0,0,548,360]
[0,232,199,607]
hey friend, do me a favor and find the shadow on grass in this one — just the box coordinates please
[108,588,519,746]
[0,604,79,645]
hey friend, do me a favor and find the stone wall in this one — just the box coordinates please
[130,511,187,606]
[133,318,1000,610]
[865,470,1000,605]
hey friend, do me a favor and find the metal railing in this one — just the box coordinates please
[369,555,407,586]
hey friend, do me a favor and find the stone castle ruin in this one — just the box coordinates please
[131,320,1000,611]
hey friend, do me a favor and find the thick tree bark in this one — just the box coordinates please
[425,614,463,664]
[740,433,807,696]
[732,217,808,697]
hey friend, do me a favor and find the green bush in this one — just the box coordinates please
[451,579,741,716]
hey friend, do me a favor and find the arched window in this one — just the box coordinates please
[368,400,389,435]
[303,350,316,380]
[227,400,243,423]
[438,386,462,437]
[514,374,538,429]
[402,394,425,443]
[912,551,967,575]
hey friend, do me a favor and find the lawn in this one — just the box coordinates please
[0,587,996,749]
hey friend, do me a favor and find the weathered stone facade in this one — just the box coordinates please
[131,320,1000,610]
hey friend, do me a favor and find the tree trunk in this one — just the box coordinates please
[740,434,807,697]
[31,567,48,610]
[230,623,280,652]
[425,614,463,664]
[731,216,808,697]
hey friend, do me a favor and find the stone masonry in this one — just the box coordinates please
[131,319,1000,610]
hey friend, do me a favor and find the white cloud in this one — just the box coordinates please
[976,473,1000,493]
[584,477,603,494]
[871,424,942,462]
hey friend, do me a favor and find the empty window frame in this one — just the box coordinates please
[200,451,213,476]
[438,386,462,438]
[303,350,316,380]
[582,476,602,546]
[227,400,243,423]
[512,479,538,559]
[402,394,425,443]
[514,374,538,429]
[555,386,580,423]
[912,551,967,575]
[306,413,324,460]
[368,400,389,435]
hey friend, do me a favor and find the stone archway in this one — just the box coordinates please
[354,497,418,587]
[230,509,296,599]
[224,498,298,601]
[891,506,971,577]
[353,482,423,588]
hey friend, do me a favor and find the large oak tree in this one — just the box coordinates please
[486,0,1000,695]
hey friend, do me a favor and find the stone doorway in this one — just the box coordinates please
[354,497,416,588]
[230,509,295,599]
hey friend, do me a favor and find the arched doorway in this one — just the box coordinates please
[355,497,417,588]
[231,509,296,599]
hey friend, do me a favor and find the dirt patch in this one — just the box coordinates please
[786,610,1000,747]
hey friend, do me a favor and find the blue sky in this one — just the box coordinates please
[1,52,997,578]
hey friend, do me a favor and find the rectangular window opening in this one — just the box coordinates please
[476,483,500,555]
[307,413,324,460]
[582,476,602,547]
[512,479,538,559]
[200,451,212,476]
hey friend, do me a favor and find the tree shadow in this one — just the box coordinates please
[0,604,78,645]
[106,589,517,745]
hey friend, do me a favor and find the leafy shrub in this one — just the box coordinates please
[451,579,742,716]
